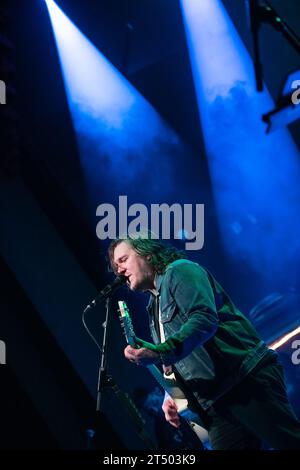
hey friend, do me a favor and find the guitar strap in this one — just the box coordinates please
[153,293,161,343]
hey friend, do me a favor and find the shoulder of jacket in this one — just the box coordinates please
[166,259,200,272]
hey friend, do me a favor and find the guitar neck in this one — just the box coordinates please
[146,364,185,400]
[118,301,185,400]
[146,364,167,389]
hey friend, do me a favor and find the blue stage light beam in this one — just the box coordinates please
[44,0,181,211]
[180,0,300,290]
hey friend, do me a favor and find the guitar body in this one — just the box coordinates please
[118,300,210,448]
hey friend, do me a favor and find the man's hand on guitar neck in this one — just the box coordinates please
[162,395,181,428]
[124,340,160,366]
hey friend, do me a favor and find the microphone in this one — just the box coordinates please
[83,276,127,313]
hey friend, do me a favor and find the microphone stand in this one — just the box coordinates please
[85,293,156,450]
[264,0,300,55]
[85,295,113,450]
[96,296,111,412]
[247,0,300,92]
[246,0,264,91]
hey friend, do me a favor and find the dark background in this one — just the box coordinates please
[0,0,299,450]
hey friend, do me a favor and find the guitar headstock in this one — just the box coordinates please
[117,300,137,347]
[118,300,129,319]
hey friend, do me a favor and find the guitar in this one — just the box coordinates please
[117,300,210,447]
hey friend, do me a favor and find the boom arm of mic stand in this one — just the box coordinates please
[246,1,300,93]
[264,1,300,55]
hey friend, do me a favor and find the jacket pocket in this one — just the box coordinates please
[160,299,177,323]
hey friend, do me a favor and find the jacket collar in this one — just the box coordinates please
[155,273,164,292]
[146,272,164,312]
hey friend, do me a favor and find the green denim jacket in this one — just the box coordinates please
[147,259,275,410]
